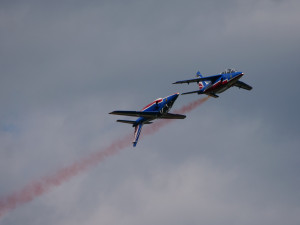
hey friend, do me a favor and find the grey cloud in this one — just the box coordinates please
[1,0,300,224]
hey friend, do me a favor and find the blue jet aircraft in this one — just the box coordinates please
[173,69,252,98]
[109,93,186,147]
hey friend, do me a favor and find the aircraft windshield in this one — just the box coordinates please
[221,68,237,74]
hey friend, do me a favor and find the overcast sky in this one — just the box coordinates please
[1,0,300,224]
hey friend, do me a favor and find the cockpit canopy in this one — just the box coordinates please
[221,68,237,74]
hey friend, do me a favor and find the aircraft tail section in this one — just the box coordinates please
[196,71,207,90]
[117,120,152,126]
[196,71,203,78]
[117,120,136,125]
[133,123,143,147]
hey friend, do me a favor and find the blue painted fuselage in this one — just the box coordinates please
[200,71,244,95]
[173,69,252,98]
[109,93,185,147]
[134,93,179,125]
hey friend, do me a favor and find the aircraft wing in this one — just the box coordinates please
[206,93,219,98]
[160,113,186,119]
[233,81,252,90]
[173,74,222,84]
[109,110,160,118]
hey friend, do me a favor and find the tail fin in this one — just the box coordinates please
[196,71,203,77]
[133,123,143,147]
[196,71,206,90]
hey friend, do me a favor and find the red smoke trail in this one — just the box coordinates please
[143,96,210,136]
[0,96,209,218]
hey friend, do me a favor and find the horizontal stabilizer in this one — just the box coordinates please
[160,113,186,119]
[117,120,152,125]
[110,110,160,118]
[182,90,200,95]
[116,120,136,125]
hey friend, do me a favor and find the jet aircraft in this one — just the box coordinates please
[109,93,186,147]
[173,69,252,98]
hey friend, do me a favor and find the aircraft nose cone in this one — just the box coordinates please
[167,93,179,102]
[235,72,244,78]
[172,93,180,99]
